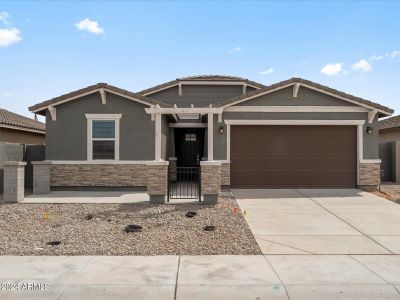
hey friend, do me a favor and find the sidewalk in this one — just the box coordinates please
[1,255,400,299]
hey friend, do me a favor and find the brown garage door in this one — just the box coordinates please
[231,125,357,188]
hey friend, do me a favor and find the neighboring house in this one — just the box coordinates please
[0,108,45,145]
[28,75,393,200]
[379,115,400,182]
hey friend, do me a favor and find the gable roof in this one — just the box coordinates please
[138,75,266,96]
[0,108,45,133]
[216,77,394,115]
[29,83,171,114]
[379,115,400,130]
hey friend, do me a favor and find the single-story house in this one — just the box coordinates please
[379,115,400,182]
[28,76,393,202]
[0,108,45,145]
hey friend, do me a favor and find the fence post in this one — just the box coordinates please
[3,161,26,203]
[32,161,51,194]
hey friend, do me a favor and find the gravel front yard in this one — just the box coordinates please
[0,196,261,255]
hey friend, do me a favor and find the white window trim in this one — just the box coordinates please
[85,114,121,161]
[224,119,367,185]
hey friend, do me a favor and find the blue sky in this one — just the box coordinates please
[0,1,399,121]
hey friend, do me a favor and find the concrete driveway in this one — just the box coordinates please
[234,189,400,255]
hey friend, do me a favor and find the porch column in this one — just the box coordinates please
[155,113,162,160]
[3,161,26,203]
[207,113,213,161]
[200,161,221,204]
[146,161,169,204]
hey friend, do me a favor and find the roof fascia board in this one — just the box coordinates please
[31,88,154,113]
[0,124,45,134]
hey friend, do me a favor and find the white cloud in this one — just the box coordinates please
[0,28,22,47]
[352,59,372,72]
[369,54,383,61]
[0,11,9,25]
[228,46,241,53]
[259,68,274,75]
[1,92,11,97]
[386,50,400,59]
[75,18,104,35]
[320,63,343,76]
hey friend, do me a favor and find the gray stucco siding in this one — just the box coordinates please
[213,112,378,160]
[45,92,155,160]
[235,86,357,106]
[151,85,246,107]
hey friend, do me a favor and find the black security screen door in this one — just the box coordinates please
[168,128,204,201]
[175,128,204,167]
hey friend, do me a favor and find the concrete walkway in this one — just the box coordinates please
[22,191,150,204]
[0,255,400,299]
[234,189,400,255]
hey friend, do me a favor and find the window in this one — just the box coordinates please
[86,114,121,160]
[185,133,196,142]
[92,120,115,159]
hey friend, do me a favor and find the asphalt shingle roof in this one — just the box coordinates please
[215,77,394,115]
[29,83,172,113]
[138,74,266,95]
[0,108,45,132]
[28,76,393,117]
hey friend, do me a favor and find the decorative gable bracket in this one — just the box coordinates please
[99,89,106,104]
[293,83,300,98]
[48,106,56,121]
[368,109,378,124]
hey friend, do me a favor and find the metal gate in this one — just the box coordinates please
[168,166,201,201]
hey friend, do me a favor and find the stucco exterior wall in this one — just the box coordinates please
[150,84,255,107]
[235,86,357,106]
[0,127,44,145]
[45,92,155,160]
[379,128,400,143]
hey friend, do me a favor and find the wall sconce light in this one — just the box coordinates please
[219,125,224,134]
[366,126,373,134]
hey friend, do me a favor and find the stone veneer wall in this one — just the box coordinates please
[359,163,381,187]
[50,164,148,186]
[221,163,230,186]
[146,164,168,195]
[201,163,221,195]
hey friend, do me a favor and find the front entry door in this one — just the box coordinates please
[175,128,204,167]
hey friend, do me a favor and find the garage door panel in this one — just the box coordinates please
[231,125,357,188]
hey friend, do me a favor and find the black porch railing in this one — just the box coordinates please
[168,167,201,201]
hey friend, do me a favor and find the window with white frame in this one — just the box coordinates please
[86,114,121,160]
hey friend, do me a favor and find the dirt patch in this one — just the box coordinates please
[0,196,260,255]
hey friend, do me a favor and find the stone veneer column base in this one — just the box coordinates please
[33,161,51,194]
[200,161,221,205]
[3,161,26,203]
[146,161,169,204]
[359,162,380,191]
[221,162,230,186]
